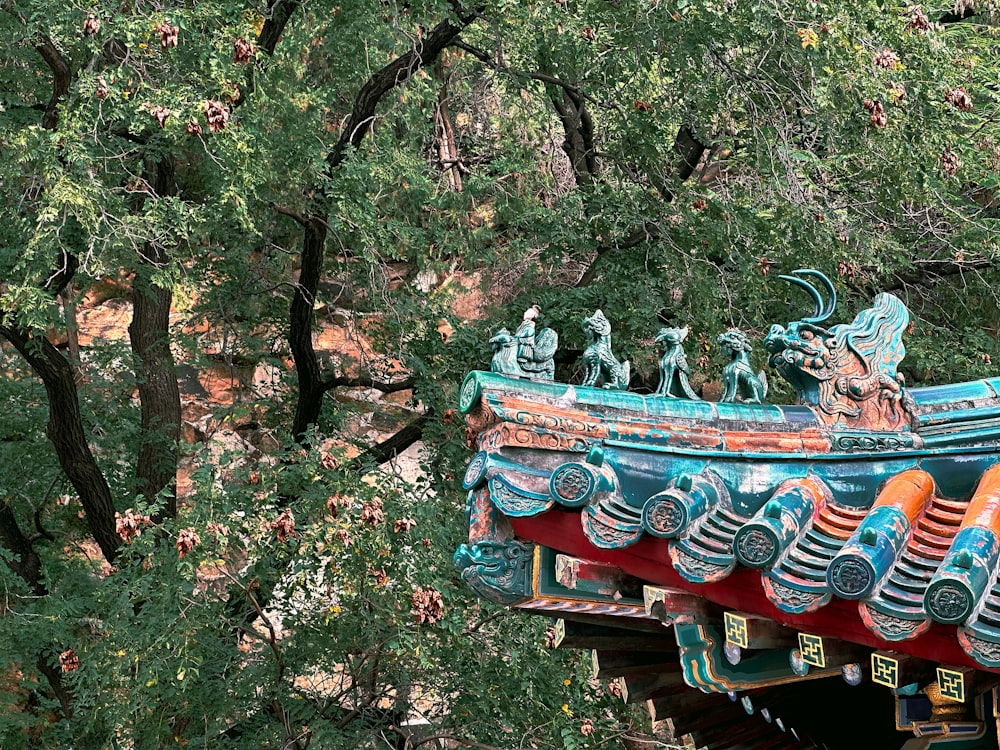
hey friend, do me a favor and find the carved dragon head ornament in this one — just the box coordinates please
[763,269,914,430]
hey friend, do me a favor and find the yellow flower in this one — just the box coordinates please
[797,28,819,49]
[561,704,572,716]
[563,679,571,685]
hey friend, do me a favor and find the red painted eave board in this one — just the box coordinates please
[510,509,996,674]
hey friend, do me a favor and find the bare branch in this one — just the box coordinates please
[319,374,415,395]
[349,411,432,470]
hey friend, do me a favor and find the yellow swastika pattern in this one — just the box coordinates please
[725,613,748,648]
[937,668,966,703]
[871,654,898,688]
[798,633,825,668]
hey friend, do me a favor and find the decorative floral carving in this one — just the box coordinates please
[478,423,588,453]
[459,375,481,412]
[927,583,972,623]
[462,451,489,489]
[550,465,594,507]
[828,558,872,597]
[834,434,915,452]
[642,496,685,537]
[735,527,776,566]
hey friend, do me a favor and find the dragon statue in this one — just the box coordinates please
[764,269,916,430]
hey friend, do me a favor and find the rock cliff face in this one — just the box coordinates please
[46,270,487,498]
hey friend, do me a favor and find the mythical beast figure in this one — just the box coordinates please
[453,538,534,605]
[764,269,916,430]
[719,329,768,403]
[654,326,700,399]
[581,309,630,390]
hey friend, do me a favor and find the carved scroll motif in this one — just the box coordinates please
[478,423,590,453]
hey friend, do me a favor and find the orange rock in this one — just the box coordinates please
[77,298,133,347]
[196,363,244,405]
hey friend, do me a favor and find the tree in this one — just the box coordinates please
[1,0,998,747]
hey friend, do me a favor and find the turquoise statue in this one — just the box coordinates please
[581,309,630,390]
[489,328,520,375]
[764,269,914,430]
[489,305,558,380]
[718,328,767,403]
[653,326,699,399]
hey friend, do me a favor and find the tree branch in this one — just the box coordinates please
[327,10,478,170]
[319,374,415,395]
[0,499,75,718]
[33,35,72,130]
[574,123,706,287]
[0,7,71,129]
[235,0,302,107]
[274,204,310,226]
[258,0,301,56]
[451,41,584,93]
[575,222,662,287]
[348,411,432,470]
[0,502,45,596]
[290,7,478,441]
[882,258,995,293]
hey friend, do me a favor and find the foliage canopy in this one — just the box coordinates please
[0,0,998,746]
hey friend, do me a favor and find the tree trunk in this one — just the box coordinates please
[129,159,181,520]
[549,85,598,188]
[62,282,81,371]
[0,325,120,562]
[289,10,477,441]
[130,262,181,518]
[435,64,463,192]
[290,217,329,442]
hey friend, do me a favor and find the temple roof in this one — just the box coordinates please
[457,287,1000,747]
